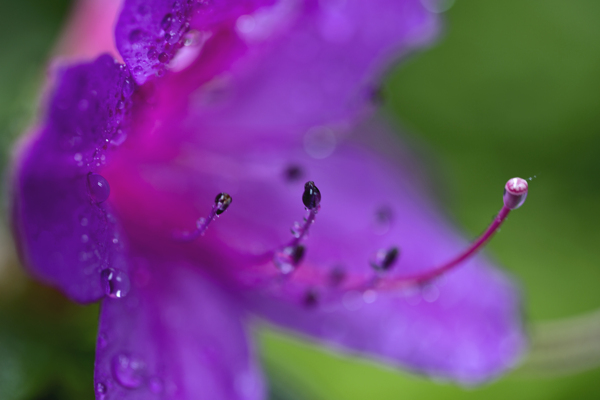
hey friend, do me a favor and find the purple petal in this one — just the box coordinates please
[12,55,133,303]
[115,0,276,84]
[102,115,526,382]
[94,262,264,400]
[192,0,438,134]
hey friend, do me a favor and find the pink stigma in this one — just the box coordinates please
[503,177,528,210]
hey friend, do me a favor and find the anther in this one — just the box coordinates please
[370,247,400,272]
[214,193,232,215]
[174,192,232,241]
[274,245,305,274]
[303,288,319,308]
[503,177,528,210]
[302,181,321,210]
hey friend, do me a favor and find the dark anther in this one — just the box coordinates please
[284,165,303,182]
[302,181,321,210]
[371,247,400,272]
[329,266,346,287]
[290,245,306,266]
[214,193,232,215]
[303,288,319,308]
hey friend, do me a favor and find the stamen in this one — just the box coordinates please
[271,181,322,273]
[370,177,529,289]
[370,247,400,272]
[265,178,529,302]
[302,181,321,210]
[173,192,232,241]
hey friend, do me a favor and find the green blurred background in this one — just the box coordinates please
[1,0,600,398]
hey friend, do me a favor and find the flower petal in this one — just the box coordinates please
[94,261,264,400]
[105,119,526,383]
[192,0,438,134]
[11,55,134,303]
[115,0,276,84]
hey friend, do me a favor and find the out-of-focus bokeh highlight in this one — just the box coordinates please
[1,0,600,398]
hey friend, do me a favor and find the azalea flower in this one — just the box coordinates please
[11,0,528,398]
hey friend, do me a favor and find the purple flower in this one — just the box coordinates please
[11,0,527,398]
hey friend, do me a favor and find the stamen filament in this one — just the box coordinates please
[173,193,232,241]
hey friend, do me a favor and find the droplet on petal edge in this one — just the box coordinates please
[111,353,145,389]
[101,268,131,298]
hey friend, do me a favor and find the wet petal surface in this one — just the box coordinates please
[95,261,264,400]
[12,55,133,302]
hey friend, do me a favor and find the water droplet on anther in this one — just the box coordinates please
[101,268,131,298]
[87,173,110,203]
[112,353,145,388]
[291,222,302,238]
[370,247,399,272]
[214,193,232,215]
[302,181,321,210]
[503,177,528,210]
[273,245,305,274]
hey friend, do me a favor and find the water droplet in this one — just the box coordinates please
[302,181,321,210]
[101,268,131,298]
[128,29,146,43]
[373,206,393,235]
[273,245,305,274]
[290,222,302,238]
[116,100,125,110]
[74,153,82,162]
[96,382,107,395]
[87,173,110,203]
[161,13,173,30]
[133,66,143,74]
[214,193,232,215]
[81,234,89,243]
[370,247,399,272]
[112,353,145,388]
[147,48,158,60]
[158,52,169,63]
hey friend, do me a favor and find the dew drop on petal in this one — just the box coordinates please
[87,173,110,203]
[161,13,173,31]
[101,268,131,299]
[123,78,135,97]
[96,382,107,395]
[112,353,145,388]
[158,52,169,63]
